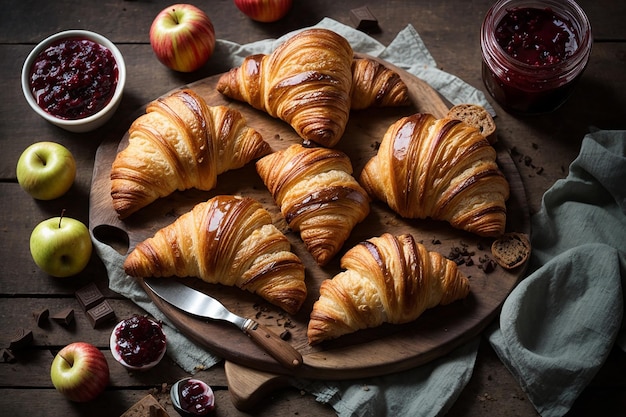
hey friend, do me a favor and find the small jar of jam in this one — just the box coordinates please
[481,0,592,114]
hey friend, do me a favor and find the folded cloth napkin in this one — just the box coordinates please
[488,129,626,417]
[91,17,503,417]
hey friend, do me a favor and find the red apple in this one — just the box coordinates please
[50,342,110,402]
[150,4,215,72]
[234,0,293,23]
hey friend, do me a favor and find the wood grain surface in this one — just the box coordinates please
[89,58,530,382]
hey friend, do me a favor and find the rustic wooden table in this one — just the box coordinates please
[1,1,624,416]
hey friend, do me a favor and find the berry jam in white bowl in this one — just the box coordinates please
[110,315,167,371]
[21,30,126,132]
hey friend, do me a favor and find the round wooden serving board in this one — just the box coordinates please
[89,56,530,385]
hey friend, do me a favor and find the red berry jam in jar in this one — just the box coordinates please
[481,0,592,114]
[28,37,118,120]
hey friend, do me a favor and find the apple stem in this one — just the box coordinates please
[171,8,180,24]
[59,209,66,228]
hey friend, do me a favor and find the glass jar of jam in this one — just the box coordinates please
[481,0,592,114]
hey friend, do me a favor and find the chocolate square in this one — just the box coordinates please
[75,282,105,311]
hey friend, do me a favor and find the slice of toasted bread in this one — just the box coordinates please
[491,232,531,270]
[447,103,497,144]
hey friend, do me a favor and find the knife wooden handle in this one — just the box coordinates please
[243,320,303,369]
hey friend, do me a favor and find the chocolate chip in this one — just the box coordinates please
[350,6,379,32]
[9,328,33,350]
[86,301,115,328]
[279,330,291,341]
[32,308,49,327]
[51,308,75,327]
[75,282,105,311]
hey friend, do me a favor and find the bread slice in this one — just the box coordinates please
[447,103,497,144]
[491,232,531,270]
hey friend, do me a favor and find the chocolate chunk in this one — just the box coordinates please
[350,6,379,32]
[75,282,105,311]
[0,348,16,363]
[51,308,75,327]
[9,328,33,350]
[32,308,49,327]
[86,300,115,328]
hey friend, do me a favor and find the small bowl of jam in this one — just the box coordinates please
[21,30,126,132]
[110,315,167,371]
[481,0,592,114]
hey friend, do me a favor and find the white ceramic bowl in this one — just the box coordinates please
[110,316,167,371]
[21,30,126,133]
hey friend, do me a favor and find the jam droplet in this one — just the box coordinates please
[495,7,578,66]
[29,37,118,120]
[114,316,166,367]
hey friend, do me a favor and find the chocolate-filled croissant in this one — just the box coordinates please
[360,113,510,237]
[307,233,470,344]
[110,89,270,219]
[124,195,307,315]
[256,144,370,266]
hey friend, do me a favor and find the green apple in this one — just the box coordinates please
[16,141,76,200]
[50,342,110,402]
[29,214,93,277]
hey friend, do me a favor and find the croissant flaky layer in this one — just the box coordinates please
[307,233,470,344]
[360,113,510,237]
[350,57,411,109]
[124,195,307,315]
[217,28,354,148]
[110,89,270,219]
[256,144,370,266]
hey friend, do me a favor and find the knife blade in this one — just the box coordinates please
[143,278,303,369]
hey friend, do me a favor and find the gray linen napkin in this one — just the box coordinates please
[91,18,495,416]
[488,129,626,417]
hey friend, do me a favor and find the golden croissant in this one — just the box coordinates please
[256,144,370,266]
[110,89,270,219]
[360,113,510,237]
[216,28,354,147]
[307,233,470,344]
[124,195,307,315]
[350,57,411,109]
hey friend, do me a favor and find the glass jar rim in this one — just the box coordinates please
[481,0,593,77]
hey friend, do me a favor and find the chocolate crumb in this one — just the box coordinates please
[279,330,291,340]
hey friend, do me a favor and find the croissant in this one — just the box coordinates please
[350,57,411,109]
[124,195,307,315]
[360,113,510,237]
[110,89,270,219]
[216,28,354,147]
[307,233,470,344]
[256,144,370,266]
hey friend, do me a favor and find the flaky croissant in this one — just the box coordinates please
[256,144,370,266]
[350,57,411,109]
[110,89,270,219]
[360,113,510,237]
[216,28,354,148]
[307,233,470,344]
[124,195,307,315]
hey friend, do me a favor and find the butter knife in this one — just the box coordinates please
[143,278,303,369]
